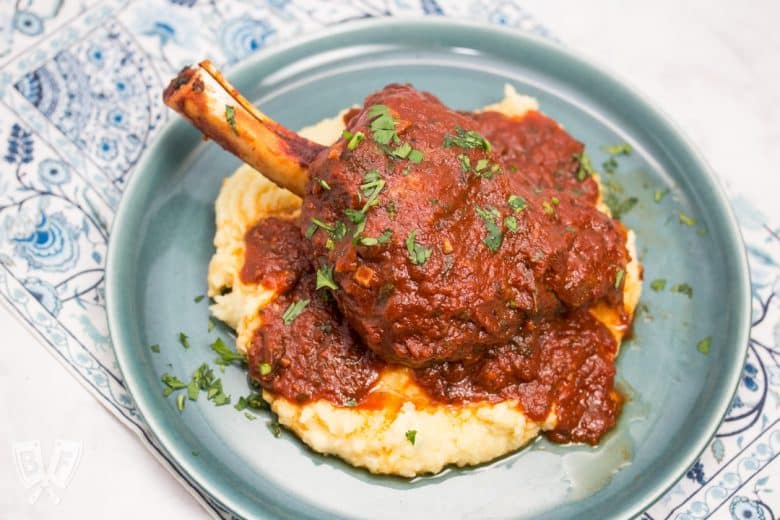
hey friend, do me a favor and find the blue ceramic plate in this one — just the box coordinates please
[106,18,751,519]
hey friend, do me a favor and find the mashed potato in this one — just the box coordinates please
[208,87,642,477]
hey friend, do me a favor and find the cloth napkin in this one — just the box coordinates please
[0,1,777,517]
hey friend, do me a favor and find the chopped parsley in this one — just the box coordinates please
[614,268,625,289]
[368,104,398,145]
[542,201,555,215]
[345,398,357,407]
[316,265,338,291]
[654,188,670,202]
[234,393,266,411]
[385,201,397,220]
[268,419,282,437]
[194,294,205,303]
[344,208,365,224]
[208,319,216,332]
[377,229,393,244]
[458,153,471,172]
[504,215,519,232]
[161,373,187,396]
[150,344,160,353]
[408,149,424,164]
[176,393,186,413]
[244,412,257,421]
[225,105,238,135]
[508,194,527,212]
[475,206,503,252]
[605,195,638,220]
[359,169,386,212]
[601,143,633,156]
[345,130,365,150]
[316,178,331,190]
[210,337,245,366]
[573,151,594,181]
[405,430,417,445]
[672,283,693,298]
[443,127,492,152]
[405,230,432,266]
[602,156,619,175]
[697,336,712,354]
[650,279,667,291]
[259,362,273,376]
[391,142,412,159]
[178,332,190,350]
[282,299,310,326]
[679,213,696,226]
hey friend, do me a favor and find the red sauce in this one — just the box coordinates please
[242,85,633,444]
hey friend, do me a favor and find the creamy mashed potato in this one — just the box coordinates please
[207,87,642,477]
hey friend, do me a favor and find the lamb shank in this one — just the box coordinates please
[163,61,629,368]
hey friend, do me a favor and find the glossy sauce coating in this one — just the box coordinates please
[301,85,628,367]
[244,86,631,444]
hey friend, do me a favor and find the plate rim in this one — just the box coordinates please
[106,16,752,519]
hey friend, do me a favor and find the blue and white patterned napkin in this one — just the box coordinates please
[0,1,777,518]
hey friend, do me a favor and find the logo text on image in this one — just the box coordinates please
[13,440,82,504]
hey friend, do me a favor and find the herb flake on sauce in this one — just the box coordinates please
[282,299,310,326]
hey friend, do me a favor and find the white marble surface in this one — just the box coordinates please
[2,1,779,518]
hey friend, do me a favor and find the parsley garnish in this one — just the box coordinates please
[210,337,245,366]
[385,201,396,220]
[605,195,638,220]
[672,283,693,298]
[443,127,492,152]
[244,412,257,421]
[504,216,519,232]
[368,104,398,145]
[178,332,190,349]
[405,230,432,266]
[601,143,632,156]
[316,265,338,291]
[282,299,310,325]
[405,430,417,445]
[268,419,282,437]
[458,153,471,172]
[150,344,160,353]
[345,398,357,407]
[316,178,331,190]
[508,195,527,212]
[697,336,712,354]
[194,294,205,303]
[614,268,625,289]
[161,373,187,396]
[235,393,266,411]
[654,188,670,202]
[259,362,273,376]
[225,105,238,135]
[475,206,503,252]
[377,229,393,244]
[391,142,412,159]
[208,319,216,332]
[573,151,594,181]
[345,130,365,150]
[176,393,186,413]
[408,149,424,164]
[344,208,365,224]
[679,213,696,226]
[650,279,666,291]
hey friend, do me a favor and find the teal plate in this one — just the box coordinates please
[106,18,751,519]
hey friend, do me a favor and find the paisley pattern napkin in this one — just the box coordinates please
[0,1,777,517]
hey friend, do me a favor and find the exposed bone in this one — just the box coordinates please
[163,60,326,197]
